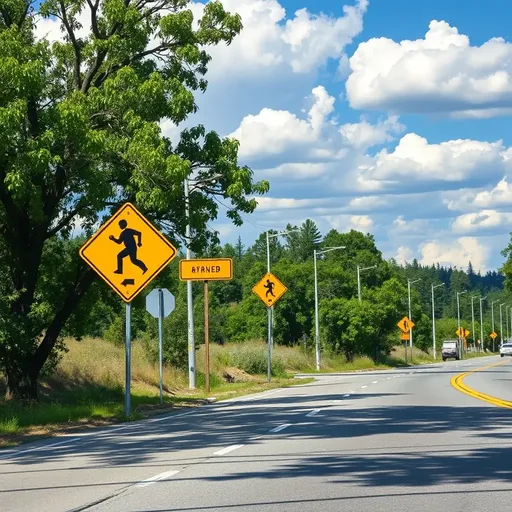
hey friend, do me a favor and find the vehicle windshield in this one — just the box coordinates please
[502,343,512,348]
[443,342,456,348]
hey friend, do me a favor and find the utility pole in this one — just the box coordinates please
[314,247,345,369]
[431,283,444,360]
[408,279,421,349]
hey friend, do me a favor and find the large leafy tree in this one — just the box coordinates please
[0,0,268,399]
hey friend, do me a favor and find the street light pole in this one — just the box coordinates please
[457,291,467,359]
[265,228,299,376]
[184,178,196,389]
[500,303,505,346]
[491,300,498,352]
[314,246,346,370]
[357,265,377,302]
[479,297,486,353]
[183,173,225,389]
[408,279,421,349]
[471,296,478,351]
[507,306,510,341]
[431,283,444,360]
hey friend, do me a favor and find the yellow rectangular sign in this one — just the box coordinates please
[400,332,410,341]
[179,258,233,281]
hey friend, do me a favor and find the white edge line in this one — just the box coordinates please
[269,423,291,433]
[0,436,82,461]
[213,444,245,456]
[136,470,181,487]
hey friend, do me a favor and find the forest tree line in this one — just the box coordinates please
[65,219,509,366]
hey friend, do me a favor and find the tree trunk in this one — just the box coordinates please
[5,267,96,401]
[5,363,38,401]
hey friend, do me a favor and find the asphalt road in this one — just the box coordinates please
[1,355,511,512]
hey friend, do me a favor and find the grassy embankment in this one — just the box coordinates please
[0,338,495,447]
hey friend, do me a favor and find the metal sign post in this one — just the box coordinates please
[267,306,272,383]
[158,289,164,403]
[179,258,233,394]
[79,202,178,419]
[125,302,132,417]
[204,281,210,393]
[252,272,288,383]
[146,288,175,404]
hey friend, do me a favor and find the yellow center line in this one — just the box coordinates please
[451,359,512,409]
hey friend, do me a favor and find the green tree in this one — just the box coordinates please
[0,0,268,399]
[284,219,321,261]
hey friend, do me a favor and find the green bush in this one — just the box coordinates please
[226,343,285,376]
[103,316,125,346]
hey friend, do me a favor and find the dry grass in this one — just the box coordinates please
[50,338,188,397]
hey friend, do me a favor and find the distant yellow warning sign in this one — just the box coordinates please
[397,316,414,333]
[490,332,498,340]
[456,327,470,338]
[79,203,177,302]
[252,272,287,308]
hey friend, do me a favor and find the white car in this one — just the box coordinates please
[500,343,512,357]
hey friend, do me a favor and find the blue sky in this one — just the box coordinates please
[175,0,512,273]
[35,0,512,272]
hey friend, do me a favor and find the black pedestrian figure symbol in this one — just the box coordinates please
[109,220,148,275]
[264,279,275,299]
[403,319,409,331]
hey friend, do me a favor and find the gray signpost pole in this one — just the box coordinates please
[158,289,164,404]
[267,306,272,383]
[125,302,132,418]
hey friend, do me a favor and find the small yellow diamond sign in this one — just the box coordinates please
[456,327,470,338]
[79,203,177,302]
[252,272,287,307]
[490,332,498,340]
[397,316,414,333]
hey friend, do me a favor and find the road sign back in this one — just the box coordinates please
[79,203,177,302]
[397,316,414,333]
[253,272,287,307]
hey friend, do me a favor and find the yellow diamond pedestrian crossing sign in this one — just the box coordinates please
[252,272,287,307]
[79,203,177,302]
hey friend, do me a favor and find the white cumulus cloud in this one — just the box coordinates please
[452,209,512,234]
[360,133,510,187]
[346,20,512,117]
[419,237,489,272]
[202,0,369,79]
[340,115,405,150]
[395,246,414,265]
[445,178,512,211]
